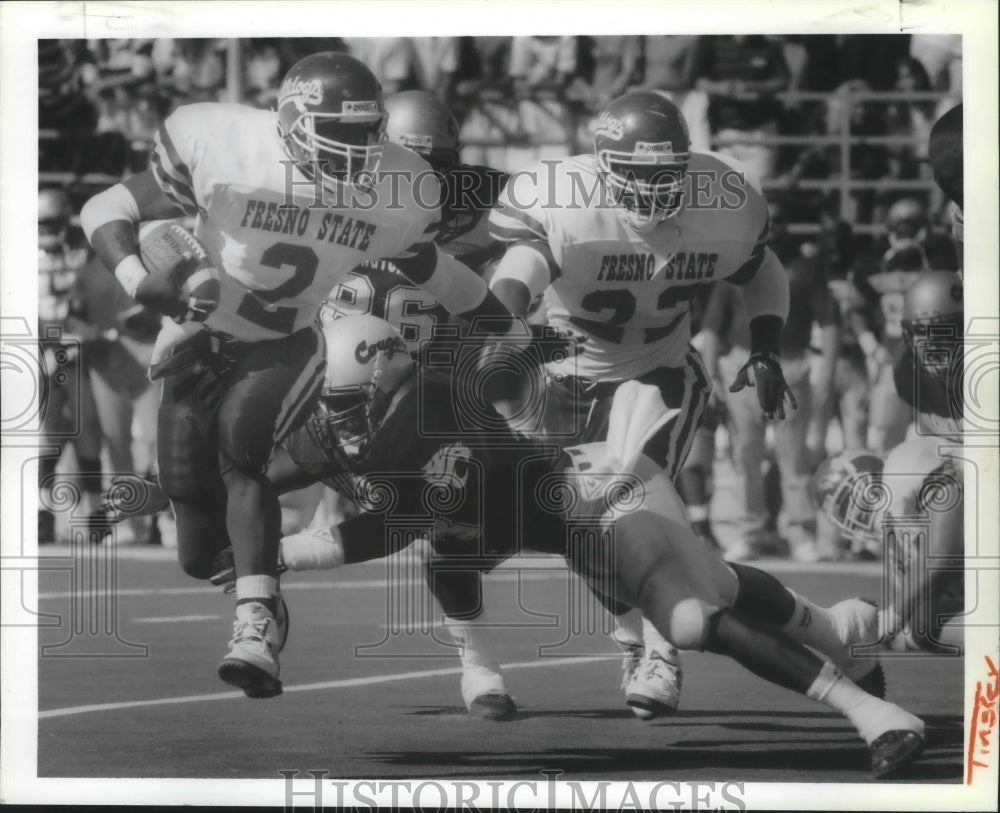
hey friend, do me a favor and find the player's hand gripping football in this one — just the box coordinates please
[134,259,218,324]
[728,352,798,420]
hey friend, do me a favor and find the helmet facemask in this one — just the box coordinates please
[282,108,387,188]
[822,473,884,549]
[307,384,395,469]
[902,314,964,384]
[598,152,689,232]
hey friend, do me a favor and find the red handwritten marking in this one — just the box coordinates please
[966,655,999,784]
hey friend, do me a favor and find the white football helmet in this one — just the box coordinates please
[308,314,414,465]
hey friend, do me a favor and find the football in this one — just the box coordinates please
[137,220,221,322]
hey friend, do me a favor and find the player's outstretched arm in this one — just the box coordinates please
[392,241,521,337]
[488,240,555,319]
[727,246,797,419]
[80,169,185,297]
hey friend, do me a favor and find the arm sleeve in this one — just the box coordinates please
[393,242,516,331]
[488,241,556,302]
[488,164,551,244]
[149,104,206,217]
[734,246,789,322]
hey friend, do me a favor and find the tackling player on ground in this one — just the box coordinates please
[80,52,521,698]
[484,91,797,718]
[223,313,924,778]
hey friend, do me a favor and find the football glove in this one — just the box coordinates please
[134,264,217,324]
[728,352,798,420]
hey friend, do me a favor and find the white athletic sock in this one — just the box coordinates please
[235,575,277,607]
[780,591,846,661]
[613,608,644,649]
[641,616,682,664]
[445,618,506,707]
[807,662,923,745]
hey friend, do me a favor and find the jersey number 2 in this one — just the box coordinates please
[236,242,319,334]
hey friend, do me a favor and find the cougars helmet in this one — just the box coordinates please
[277,52,387,187]
[901,270,964,381]
[38,187,73,252]
[810,450,886,548]
[307,314,414,465]
[594,91,691,231]
[385,90,461,174]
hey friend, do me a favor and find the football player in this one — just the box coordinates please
[851,197,960,456]
[816,271,964,652]
[284,88,510,553]
[325,89,509,354]
[229,313,924,778]
[484,91,797,718]
[80,52,521,698]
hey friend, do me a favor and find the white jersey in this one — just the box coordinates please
[150,103,440,341]
[489,152,770,380]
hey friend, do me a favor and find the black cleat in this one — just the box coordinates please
[218,659,283,699]
[870,729,925,778]
[468,692,518,721]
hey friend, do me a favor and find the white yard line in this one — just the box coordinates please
[35,559,881,601]
[38,655,611,720]
[133,614,222,623]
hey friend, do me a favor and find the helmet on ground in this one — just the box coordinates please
[810,450,886,548]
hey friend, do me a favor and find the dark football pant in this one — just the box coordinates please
[156,326,326,579]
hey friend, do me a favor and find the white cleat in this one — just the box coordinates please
[624,651,682,719]
[218,604,282,699]
[831,598,886,698]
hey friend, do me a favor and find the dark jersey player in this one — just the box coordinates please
[324,90,509,356]
[106,312,928,776]
[229,313,924,778]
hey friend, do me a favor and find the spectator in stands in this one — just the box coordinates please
[410,37,462,103]
[343,37,416,95]
[694,35,790,179]
[910,34,962,110]
[570,36,643,149]
[884,57,937,181]
[37,187,105,543]
[805,211,870,465]
[172,39,227,103]
[38,40,99,173]
[454,37,514,169]
[702,200,840,562]
[505,36,578,167]
[634,36,711,152]
[834,35,912,91]
[244,38,284,109]
[66,244,163,545]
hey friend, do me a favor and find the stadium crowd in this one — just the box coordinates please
[38,35,962,563]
